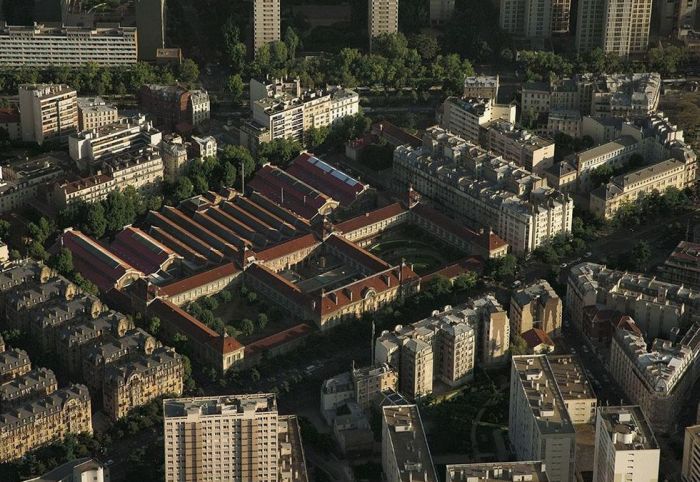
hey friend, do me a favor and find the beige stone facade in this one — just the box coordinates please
[509,279,562,337]
[253,0,281,52]
[369,0,399,49]
[19,84,78,145]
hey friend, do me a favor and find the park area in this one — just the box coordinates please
[367,225,466,275]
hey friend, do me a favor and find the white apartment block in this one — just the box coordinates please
[189,90,211,127]
[683,425,700,482]
[609,321,700,434]
[441,97,515,145]
[19,84,78,145]
[77,97,119,132]
[253,0,281,52]
[252,87,359,144]
[69,114,162,165]
[163,394,308,482]
[0,24,137,67]
[382,405,438,482]
[499,0,554,38]
[394,127,573,254]
[509,355,576,482]
[592,406,660,482]
[602,0,653,57]
[369,0,399,49]
[375,304,477,399]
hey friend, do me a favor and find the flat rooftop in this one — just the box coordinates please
[164,394,277,418]
[383,404,438,482]
[446,461,549,482]
[597,406,658,451]
[548,355,596,402]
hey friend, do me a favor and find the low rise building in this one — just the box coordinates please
[382,404,438,482]
[0,107,20,140]
[0,155,66,214]
[0,384,92,461]
[161,134,191,182]
[321,370,354,422]
[77,97,118,131]
[590,158,691,219]
[189,135,217,159]
[394,127,573,254]
[509,355,576,482]
[139,84,211,132]
[608,321,700,433]
[658,241,700,289]
[592,406,660,482]
[547,108,581,138]
[445,461,549,482]
[24,458,109,482]
[375,304,477,399]
[189,89,211,127]
[510,279,562,337]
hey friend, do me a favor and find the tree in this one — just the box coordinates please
[222,19,246,73]
[148,317,161,335]
[453,272,477,292]
[178,59,200,83]
[284,27,300,60]
[82,202,107,239]
[240,318,255,336]
[226,74,244,104]
[250,367,261,382]
[409,33,439,61]
[305,126,329,149]
[0,219,10,239]
[510,335,529,355]
[256,313,269,331]
[270,41,288,67]
[246,292,257,304]
[631,241,651,271]
[174,176,194,201]
[49,248,73,276]
[27,217,53,244]
[28,241,48,261]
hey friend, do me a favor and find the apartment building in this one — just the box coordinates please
[0,155,66,214]
[394,127,573,254]
[440,97,515,144]
[510,279,562,337]
[375,304,477,399]
[0,348,31,383]
[602,0,653,57]
[463,75,500,99]
[551,0,572,32]
[25,458,109,482]
[609,322,700,433]
[69,114,162,164]
[659,241,700,289]
[253,0,281,52]
[471,295,511,367]
[0,23,137,67]
[445,461,549,482]
[139,84,211,132]
[590,158,690,219]
[485,120,555,173]
[429,0,455,25]
[499,0,552,38]
[353,364,398,411]
[0,384,92,461]
[135,0,166,60]
[576,0,606,52]
[0,107,20,140]
[161,134,191,182]
[382,404,438,482]
[19,84,78,145]
[592,406,660,482]
[190,135,218,159]
[77,97,119,131]
[163,394,308,482]
[0,367,57,411]
[547,109,581,138]
[509,355,576,482]
[251,87,359,144]
[548,355,597,423]
[682,425,700,482]
[103,347,183,420]
[567,262,700,338]
[368,0,399,49]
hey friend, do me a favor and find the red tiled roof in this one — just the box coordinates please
[412,205,508,252]
[59,228,143,291]
[318,265,418,316]
[159,262,240,297]
[334,203,407,234]
[615,315,642,336]
[324,233,391,272]
[0,108,19,123]
[255,233,319,262]
[245,263,310,308]
[522,328,554,349]
[148,226,209,266]
[243,323,313,357]
[286,152,368,206]
[421,256,485,283]
[148,298,243,354]
[248,165,335,220]
[110,226,180,275]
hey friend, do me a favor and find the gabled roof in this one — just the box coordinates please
[248,164,338,220]
[286,152,368,206]
[255,233,319,262]
[110,226,181,275]
[59,228,143,291]
[334,203,407,234]
[522,328,554,349]
[159,263,240,297]
[243,323,313,357]
[324,233,391,272]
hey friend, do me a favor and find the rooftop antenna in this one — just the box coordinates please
[370,319,376,366]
